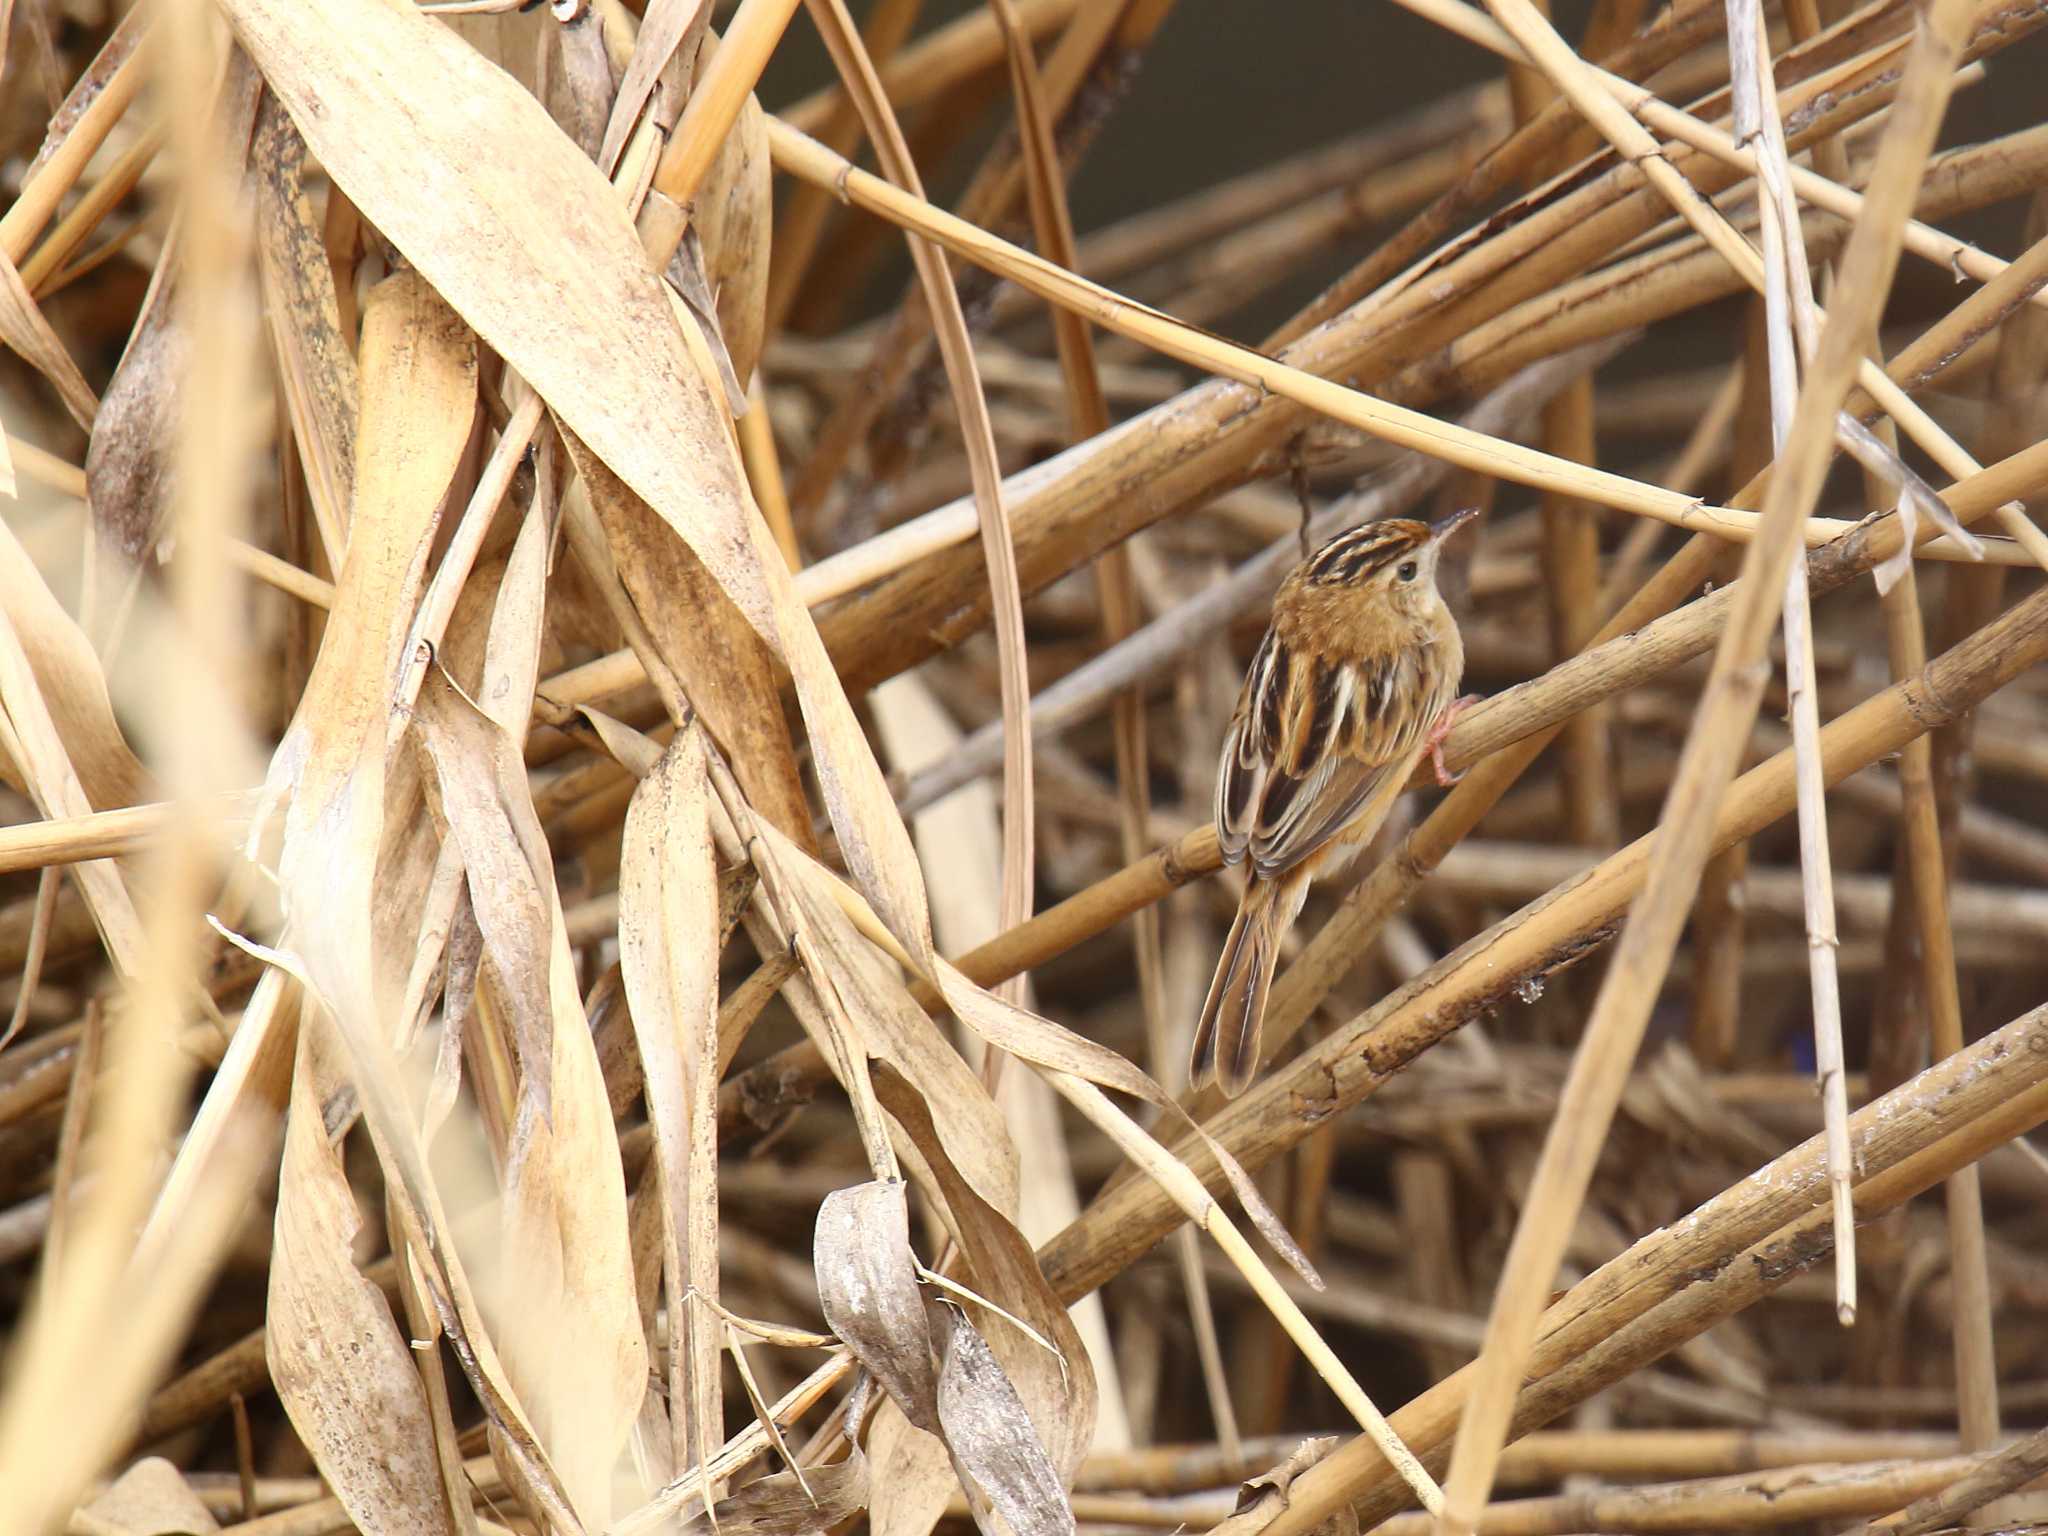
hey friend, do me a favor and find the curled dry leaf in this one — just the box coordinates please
[873,1066,1092,1473]
[871,1065,1093,1536]
[931,1303,1076,1536]
[85,246,189,562]
[814,1181,940,1434]
[269,1017,454,1536]
[548,9,617,163]
[1209,1435,1359,1536]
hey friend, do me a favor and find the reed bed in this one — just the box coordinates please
[1,2,2046,1534]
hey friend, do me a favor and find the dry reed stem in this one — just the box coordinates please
[1247,1000,2048,1535]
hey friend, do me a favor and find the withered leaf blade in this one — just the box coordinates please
[617,726,722,1474]
[932,1305,1075,1536]
[813,1181,938,1433]
[268,1019,454,1536]
[250,92,358,556]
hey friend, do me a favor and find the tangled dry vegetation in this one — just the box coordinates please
[5,0,2048,1532]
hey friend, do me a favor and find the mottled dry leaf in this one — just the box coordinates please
[77,1457,219,1536]
[269,1014,454,1536]
[932,1305,1075,1536]
[86,51,262,563]
[867,1065,1091,1536]
[815,1181,938,1433]
[85,253,189,562]
[617,728,722,1476]
[251,93,358,556]
[674,1448,867,1536]
[549,9,616,162]
[874,1067,1092,1465]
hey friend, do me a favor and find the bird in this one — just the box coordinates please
[1189,509,1478,1098]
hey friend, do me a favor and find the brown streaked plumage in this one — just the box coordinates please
[1190,510,1477,1098]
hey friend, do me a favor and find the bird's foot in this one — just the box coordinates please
[1426,694,1481,786]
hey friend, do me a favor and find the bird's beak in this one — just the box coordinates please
[1429,507,1480,545]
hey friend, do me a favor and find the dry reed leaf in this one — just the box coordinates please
[875,1064,1094,1518]
[599,0,709,176]
[78,1457,220,1536]
[0,513,144,811]
[814,1180,940,1433]
[930,1303,1076,1536]
[221,0,768,623]
[617,727,723,1478]
[560,429,814,849]
[0,244,95,428]
[250,94,358,560]
[750,818,1020,1213]
[689,47,770,390]
[268,1015,455,1536]
[413,670,645,1522]
[672,1447,868,1536]
[0,587,145,974]
[254,271,586,1523]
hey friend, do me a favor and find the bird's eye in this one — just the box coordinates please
[1397,561,1419,582]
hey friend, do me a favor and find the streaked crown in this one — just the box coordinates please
[1299,518,1432,587]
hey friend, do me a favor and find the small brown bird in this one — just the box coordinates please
[1190,510,1477,1098]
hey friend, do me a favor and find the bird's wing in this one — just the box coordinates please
[1214,632,1273,867]
[1232,644,1434,880]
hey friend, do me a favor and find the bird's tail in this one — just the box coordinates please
[1190,876,1298,1097]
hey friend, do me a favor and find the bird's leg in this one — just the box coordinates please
[1425,694,1480,786]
